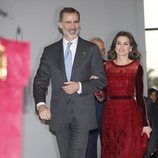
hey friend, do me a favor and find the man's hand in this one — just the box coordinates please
[62,81,79,94]
[38,104,51,120]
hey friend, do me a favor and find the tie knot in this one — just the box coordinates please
[67,42,72,48]
[65,42,72,58]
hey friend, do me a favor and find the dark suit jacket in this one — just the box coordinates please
[33,37,106,131]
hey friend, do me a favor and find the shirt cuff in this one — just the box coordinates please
[77,82,82,94]
[36,102,46,108]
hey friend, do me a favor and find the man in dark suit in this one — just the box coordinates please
[33,7,106,158]
[86,37,106,158]
[144,88,158,158]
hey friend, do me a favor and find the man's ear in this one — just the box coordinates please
[58,22,63,33]
[58,22,62,29]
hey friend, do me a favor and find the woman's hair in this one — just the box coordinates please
[107,31,141,61]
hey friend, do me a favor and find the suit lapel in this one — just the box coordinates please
[57,37,86,81]
[71,38,85,80]
[56,40,67,81]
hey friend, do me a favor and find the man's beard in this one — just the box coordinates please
[64,28,80,37]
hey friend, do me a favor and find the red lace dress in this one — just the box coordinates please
[101,61,148,158]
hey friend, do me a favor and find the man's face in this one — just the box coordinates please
[58,12,80,41]
[149,91,157,103]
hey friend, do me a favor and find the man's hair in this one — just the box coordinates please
[59,7,80,22]
[90,37,104,44]
[148,88,157,96]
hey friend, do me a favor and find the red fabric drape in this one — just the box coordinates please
[0,37,30,158]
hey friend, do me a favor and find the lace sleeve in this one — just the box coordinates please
[135,64,149,126]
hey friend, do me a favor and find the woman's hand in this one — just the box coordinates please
[90,75,99,80]
[142,126,152,138]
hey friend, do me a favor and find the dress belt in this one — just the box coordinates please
[108,96,133,99]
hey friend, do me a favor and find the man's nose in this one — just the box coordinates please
[70,23,76,29]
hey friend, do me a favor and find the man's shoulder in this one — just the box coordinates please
[45,39,62,50]
[78,37,96,47]
[42,39,62,57]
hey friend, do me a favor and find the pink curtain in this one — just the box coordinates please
[0,37,30,158]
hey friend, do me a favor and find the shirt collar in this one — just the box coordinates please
[63,36,78,46]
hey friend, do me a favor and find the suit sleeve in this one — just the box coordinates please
[81,45,107,94]
[33,48,51,105]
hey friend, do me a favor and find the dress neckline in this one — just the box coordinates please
[111,60,136,67]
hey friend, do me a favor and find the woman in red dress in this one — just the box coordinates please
[101,31,152,158]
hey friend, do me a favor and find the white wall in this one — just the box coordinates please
[0,0,146,158]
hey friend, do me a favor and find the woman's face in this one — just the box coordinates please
[115,36,132,57]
